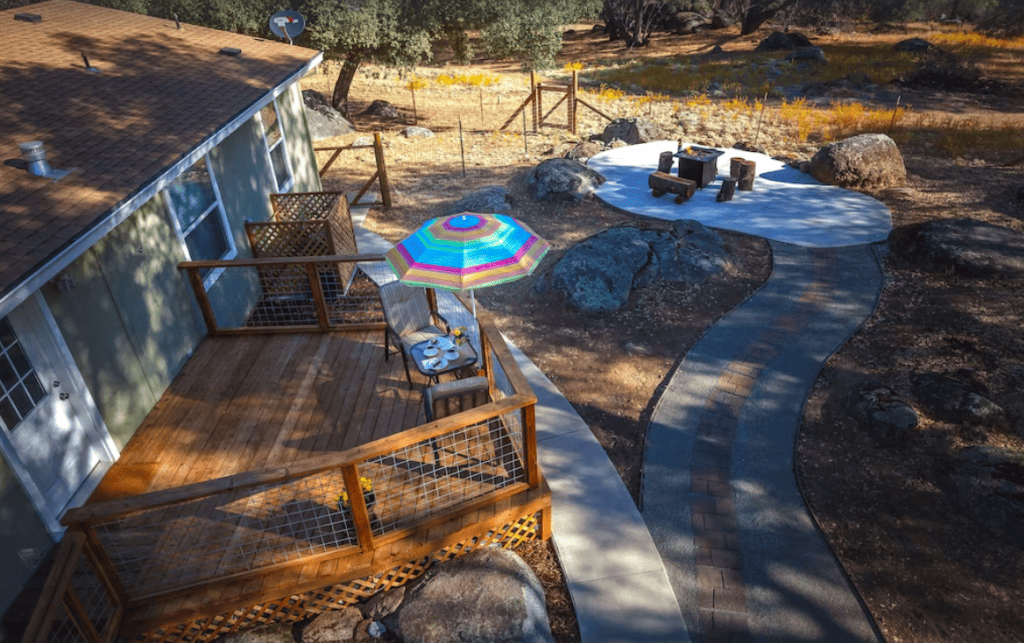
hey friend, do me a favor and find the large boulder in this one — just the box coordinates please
[400,126,434,138]
[895,218,1024,279]
[547,220,732,313]
[809,133,907,189]
[600,118,665,145]
[911,373,1007,428]
[362,100,399,118]
[850,384,918,446]
[943,446,1024,547]
[893,37,935,52]
[302,90,355,141]
[755,31,812,51]
[383,546,553,643]
[527,158,605,202]
[445,186,513,216]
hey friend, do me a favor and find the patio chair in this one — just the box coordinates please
[422,376,491,465]
[379,281,450,388]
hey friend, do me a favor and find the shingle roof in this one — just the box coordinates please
[0,0,319,302]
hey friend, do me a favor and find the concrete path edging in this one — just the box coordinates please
[352,205,691,643]
[642,240,886,643]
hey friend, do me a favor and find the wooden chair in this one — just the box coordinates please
[379,281,450,388]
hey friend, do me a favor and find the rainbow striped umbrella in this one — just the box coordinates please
[384,212,550,316]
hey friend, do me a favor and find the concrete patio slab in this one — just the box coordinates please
[587,141,892,249]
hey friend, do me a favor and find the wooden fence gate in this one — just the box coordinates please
[501,70,612,135]
[314,131,392,208]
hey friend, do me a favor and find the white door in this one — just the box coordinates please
[0,294,115,529]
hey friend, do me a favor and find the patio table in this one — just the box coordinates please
[410,336,478,384]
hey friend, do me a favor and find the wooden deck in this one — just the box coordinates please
[91,330,425,500]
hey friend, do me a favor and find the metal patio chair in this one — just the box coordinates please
[379,281,450,388]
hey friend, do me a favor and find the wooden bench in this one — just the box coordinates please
[649,172,697,204]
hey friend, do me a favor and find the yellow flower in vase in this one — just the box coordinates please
[452,326,469,346]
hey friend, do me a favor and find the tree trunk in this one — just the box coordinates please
[740,0,802,34]
[331,51,364,118]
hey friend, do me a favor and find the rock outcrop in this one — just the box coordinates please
[527,158,605,202]
[809,133,907,189]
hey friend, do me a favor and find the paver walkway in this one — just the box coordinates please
[642,240,886,643]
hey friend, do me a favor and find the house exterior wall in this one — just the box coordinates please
[0,456,53,617]
[42,193,206,449]
[276,83,322,193]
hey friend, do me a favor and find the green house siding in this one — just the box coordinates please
[276,83,321,193]
[43,195,206,449]
[0,456,55,617]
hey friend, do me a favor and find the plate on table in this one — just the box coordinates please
[423,357,448,371]
[443,349,460,360]
[422,347,440,357]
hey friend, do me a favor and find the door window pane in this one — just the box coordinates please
[185,214,230,278]
[0,317,46,432]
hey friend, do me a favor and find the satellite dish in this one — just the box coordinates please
[269,10,305,44]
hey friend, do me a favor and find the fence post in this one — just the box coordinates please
[530,71,538,131]
[373,132,392,208]
[522,404,539,487]
[570,70,578,135]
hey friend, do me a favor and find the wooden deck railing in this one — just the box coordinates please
[40,309,539,642]
[179,255,387,336]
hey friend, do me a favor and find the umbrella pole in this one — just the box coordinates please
[471,290,476,318]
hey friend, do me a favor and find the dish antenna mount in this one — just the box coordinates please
[269,10,305,45]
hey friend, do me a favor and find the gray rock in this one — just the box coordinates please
[302,607,364,643]
[755,31,812,51]
[943,446,1024,546]
[445,186,513,215]
[550,228,651,313]
[302,90,355,141]
[785,46,827,62]
[564,140,604,160]
[218,623,294,643]
[362,100,399,118]
[400,126,434,138]
[893,37,935,52]
[600,118,664,145]
[527,158,605,202]
[353,136,374,147]
[710,12,733,29]
[851,384,918,446]
[911,373,1007,427]
[382,547,553,643]
[549,221,730,312]
[809,133,907,189]
[898,218,1024,280]
[359,585,405,621]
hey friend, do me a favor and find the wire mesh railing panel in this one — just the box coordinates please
[327,271,385,326]
[91,469,362,597]
[45,603,88,643]
[485,344,525,460]
[362,415,527,537]
[70,556,117,637]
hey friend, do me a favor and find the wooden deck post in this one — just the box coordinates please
[186,268,219,336]
[522,404,539,487]
[305,263,331,331]
[342,465,376,553]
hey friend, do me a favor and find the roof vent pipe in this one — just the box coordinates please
[20,141,52,177]
[19,141,74,181]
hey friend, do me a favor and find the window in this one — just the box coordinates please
[165,156,235,284]
[0,317,46,432]
[259,101,293,191]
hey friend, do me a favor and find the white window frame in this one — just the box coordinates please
[258,100,294,193]
[164,153,237,289]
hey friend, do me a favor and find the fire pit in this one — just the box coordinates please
[674,145,724,189]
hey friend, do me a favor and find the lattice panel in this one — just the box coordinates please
[362,415,527,537]
[127,513,542,643]
[43,603,87,643]
[269,191,357,264]
[69,555,117,638]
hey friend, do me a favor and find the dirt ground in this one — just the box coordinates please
[303,21,1024,643]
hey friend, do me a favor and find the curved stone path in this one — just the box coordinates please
[641,240,887,643]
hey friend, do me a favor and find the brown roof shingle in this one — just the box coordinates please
[0,0,319,301]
